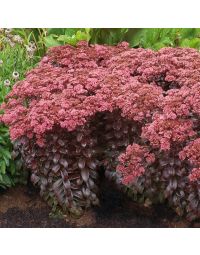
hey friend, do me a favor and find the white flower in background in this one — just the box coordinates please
[6,32,13,39]
[29,41,35,47]
[4,79,11,86]
[31,44,37,51]
[26,43,36,59]
[0,59,3,66]
[5,28,13,34]
[12,71,19,80]
[3,37,15,47]
[26,45,33,57]
[9,41,15,47]
[26,45,33,53]
[29,41,37,51]
[0,28,4,33]
[3,37,11,43]
[12,35,23,44]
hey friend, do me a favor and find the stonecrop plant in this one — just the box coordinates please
[1,41,200,220]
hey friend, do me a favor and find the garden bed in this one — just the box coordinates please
[1,29,200,227]
[0,181,198,228]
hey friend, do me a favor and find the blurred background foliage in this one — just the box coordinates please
[129,28,200,49]
[1,27,200,189]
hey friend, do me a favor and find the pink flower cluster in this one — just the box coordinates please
[188,168,200,182]
[116,143,155,184]
[179,138,200,165]
[116,82,163,122]
[142,114,196,151]
[1,42,200,184]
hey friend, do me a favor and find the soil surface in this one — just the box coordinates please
[0,183,199,228]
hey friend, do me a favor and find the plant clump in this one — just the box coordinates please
[1,42,200,220]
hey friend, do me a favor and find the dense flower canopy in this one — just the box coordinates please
[1,41,200,188]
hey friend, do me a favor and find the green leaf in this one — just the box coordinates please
[44,35,62,48]
[153,42,167,50]
[76,31,88,41]
[180,38,191,47]
[57,35,77,46]
[0,160,6,174]
[57,34,72,42]
[0,174,12,187]
[3,155,10,167]
[0,147,11,159]
[47,28,82,37]
[47,28,66,36]
[64,28,80,36]
[180,38,200,49]
[9,160,16,175]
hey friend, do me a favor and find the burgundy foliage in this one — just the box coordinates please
[1,42,200,220]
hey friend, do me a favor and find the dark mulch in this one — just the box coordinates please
[0,181,198,228]
[0,207,69,228]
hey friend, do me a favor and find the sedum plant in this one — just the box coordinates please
[1,42,200,220]
[0,27,94,189]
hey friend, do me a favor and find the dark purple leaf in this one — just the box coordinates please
[60,158,69,168]
[81,168,89,182]
[76,132,83,142]
[52,164,60,173]
[53,153,60,164]
[78,158,86,169]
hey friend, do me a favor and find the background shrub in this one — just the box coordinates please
[90,28,200,50]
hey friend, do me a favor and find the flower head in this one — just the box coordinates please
[4,79,11,86]
[12,35,23,44]
[26,43,36,58]
[5,28,12,34]
[12,71,19,80]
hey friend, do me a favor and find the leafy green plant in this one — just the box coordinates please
[44,28,141,48]
[44,28,91,48]
[89,28,141,45]
[0,124,13,188]
[0,28,43,188]
[89,28,128,44]
[89,28,200,50]
[0,125,25,188]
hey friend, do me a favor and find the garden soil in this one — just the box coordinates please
[0,181,199,228]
